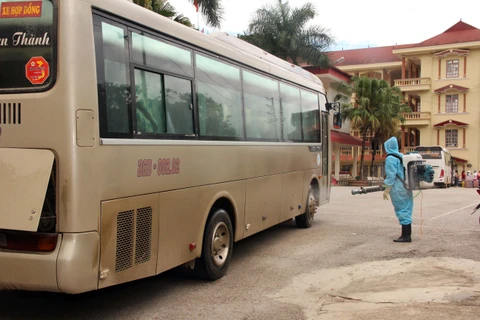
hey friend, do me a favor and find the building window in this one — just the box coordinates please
[446,59,459,78]
[446,94,458,113]
[445,129,458,147]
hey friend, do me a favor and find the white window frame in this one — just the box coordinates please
[446,94,458,113]
[446,59,459,78]
[445,129,458,147]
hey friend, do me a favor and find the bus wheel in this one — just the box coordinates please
[295,187,317,228]
[195,209,233,280]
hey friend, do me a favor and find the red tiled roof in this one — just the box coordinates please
[433,119,468,127]
[434,84,469,93]
[325,21,480,68]
[415,21,480,47]
[327,44,413,66]
[331,130,363,146]
[452,156,468,163]
[302,66,351,82]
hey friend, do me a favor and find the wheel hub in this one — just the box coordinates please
[211,222,230,268]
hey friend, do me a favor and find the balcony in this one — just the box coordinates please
[400,112,431,126]
[404,146,417,153]
[394,78,431,92]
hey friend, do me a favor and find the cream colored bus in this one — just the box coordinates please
[0,0,338,294]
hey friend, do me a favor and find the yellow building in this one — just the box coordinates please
[321,20,480,176]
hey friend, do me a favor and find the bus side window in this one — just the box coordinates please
[243,70,281,141]
[195,53,244,139]
[280,83,302,142]
[164,76,194,135]
[134,68,164,134]
[300,90,320,142]
[98,21,131,136]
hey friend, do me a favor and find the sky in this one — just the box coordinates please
[169,0,480,51]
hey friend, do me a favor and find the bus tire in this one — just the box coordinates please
[195,209,233,280]
[295,187,317,228]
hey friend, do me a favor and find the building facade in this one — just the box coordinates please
[321,20,480,176]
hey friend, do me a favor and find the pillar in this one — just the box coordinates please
[335,143,340,180]
[352,147,358,178]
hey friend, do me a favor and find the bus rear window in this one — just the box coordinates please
[0,0,56,93]
[415,147,442,160]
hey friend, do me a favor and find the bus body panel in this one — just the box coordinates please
[57,232,99,293]
[280,172,304,222]
[245,175,283,237]
[0,148,54,231]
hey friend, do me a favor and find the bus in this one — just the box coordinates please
[0,0,337,294]
[414,146,453,188]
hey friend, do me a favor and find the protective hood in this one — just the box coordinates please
[384,137,402,159]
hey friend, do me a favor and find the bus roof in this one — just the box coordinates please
[92,0,325,94]
[209,32,324,87]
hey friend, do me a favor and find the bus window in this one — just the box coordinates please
[280,83,302,141]
[99,21,131,135]
[134,69,194,135]
[134,69,165,134]
[301,90,320,142]
[243,70,281,141]
[0,0,56,93]
[195,53,243,139]
[131,32,193,78]
[164,75,193,135]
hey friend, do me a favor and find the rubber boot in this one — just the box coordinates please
[393,224,411,242]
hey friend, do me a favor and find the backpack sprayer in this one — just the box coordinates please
[351,153,435,195]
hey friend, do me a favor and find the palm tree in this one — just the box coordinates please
[337,76,410,179]
[132,0,193,27]
[188,0,224,29]
[368,85,409,176]
[238,1,334,67]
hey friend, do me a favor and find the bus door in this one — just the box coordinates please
[319,111,329,204]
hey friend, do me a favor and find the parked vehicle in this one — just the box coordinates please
[414,146,453,188]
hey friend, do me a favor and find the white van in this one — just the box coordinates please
[414,146,453,188]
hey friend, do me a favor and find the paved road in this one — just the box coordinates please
[1,186,480,319]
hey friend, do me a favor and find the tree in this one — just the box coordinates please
[238,1,334,67]
[132,0,193,27]
[337,76,410,179]
[188,0,224,29]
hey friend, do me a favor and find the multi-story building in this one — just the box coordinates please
[314,20,480,178]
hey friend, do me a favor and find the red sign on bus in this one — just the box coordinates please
[1,1,43,18]
[25,56,50,85]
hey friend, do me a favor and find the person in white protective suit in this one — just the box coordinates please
[383,137,413,242]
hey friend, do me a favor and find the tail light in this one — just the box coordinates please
[0,230,58,252]
[440,169,445,179]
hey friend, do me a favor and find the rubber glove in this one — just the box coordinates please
[383,186,391,200]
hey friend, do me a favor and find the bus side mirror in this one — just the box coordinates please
[333,112,342,129]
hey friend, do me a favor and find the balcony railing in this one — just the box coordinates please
[400,112,431,120]
[394,78,431,91]
[405,146,416,153]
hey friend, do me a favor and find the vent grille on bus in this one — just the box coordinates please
[115,210,134,273]
[114,207,153,273]
[0,103,22,124]
[135,207,152,265]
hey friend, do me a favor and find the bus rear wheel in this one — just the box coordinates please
[195,209,233,280]
[295,187,317,228]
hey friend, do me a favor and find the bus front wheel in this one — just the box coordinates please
[195,209,233,280]
[295,187,317,228]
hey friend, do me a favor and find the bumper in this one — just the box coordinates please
[0,232,99,294]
